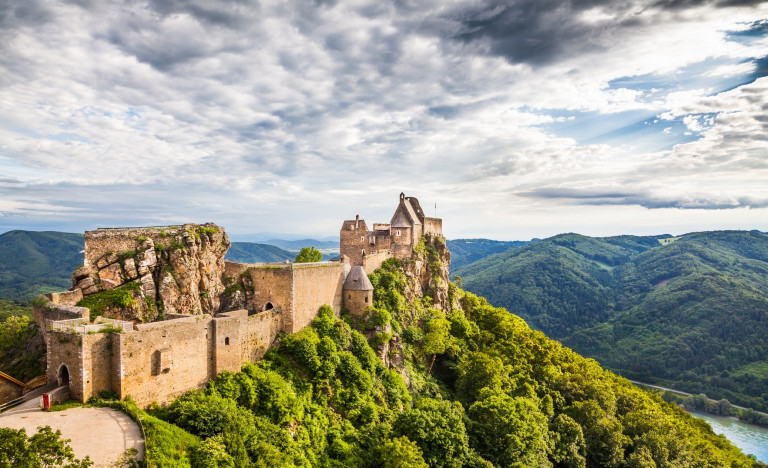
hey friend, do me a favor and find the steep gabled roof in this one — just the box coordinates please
[390,194,422,227]
[343,266,374,291]
[391,212,412,228]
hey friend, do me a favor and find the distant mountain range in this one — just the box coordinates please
[447,238,530,271]
[226,242,294,263]
[454,230,768,411]
[0,230,84,301]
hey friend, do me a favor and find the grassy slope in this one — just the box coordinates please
[456,230,768,411]
[0,230,83,301]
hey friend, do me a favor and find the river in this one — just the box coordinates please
[687,410,768,462]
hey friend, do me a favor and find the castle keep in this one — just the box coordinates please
[34,194,442,407]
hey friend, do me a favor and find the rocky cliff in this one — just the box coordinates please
[71,224,230,322]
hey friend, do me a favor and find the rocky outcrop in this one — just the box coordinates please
[70,223,230,322]
[404,234,452,313]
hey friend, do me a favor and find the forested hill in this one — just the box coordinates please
[133,238,764,466]
[224,242,294,263]
[446,238,529,270]
[454,230,768,411]
[0,230,83,301]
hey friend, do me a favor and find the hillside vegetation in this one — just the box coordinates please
[0,230,83,301]
[446,238,529,271]
[455,230,768,412]
[138,239,764,467]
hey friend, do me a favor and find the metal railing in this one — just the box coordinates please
[51,317,134,334]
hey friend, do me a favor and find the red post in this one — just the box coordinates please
[42,393,50,411]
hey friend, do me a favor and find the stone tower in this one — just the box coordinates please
[343,265,373,316]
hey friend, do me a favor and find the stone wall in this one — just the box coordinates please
[116,316,215,405]
[424,217,442,237]
[362,250,392,274]
[80,333,115,400]
[340,219,368,265]
[292,263,344,333]
[45,332,84,400]
[246,266,294,332]
[345,289,373,316]
[213,315,243,375]
[34,301,89,342]
[246,309,281,361]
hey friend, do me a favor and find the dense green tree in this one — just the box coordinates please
[294,246,322,263]
[548,413,586,468]
[190,435,235,468]
[378,436,428,468]
[392,398,471,468]
[467,393,550,467]
[0,426,93,468]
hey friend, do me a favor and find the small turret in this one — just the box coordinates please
[343,266,373,316]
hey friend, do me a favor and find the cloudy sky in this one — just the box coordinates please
[1,0,767,241]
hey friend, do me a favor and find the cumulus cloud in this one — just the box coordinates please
[0,0,767,238]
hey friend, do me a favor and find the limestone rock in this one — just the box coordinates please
[76,276,94,291]
[158,272,181,315]
[98,263,125,290]
[140,274,156,301]
[124,258,138,279]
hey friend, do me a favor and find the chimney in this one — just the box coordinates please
[355,214,359,229]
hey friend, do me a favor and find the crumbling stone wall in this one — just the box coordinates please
[115,316,215,405]
[34,298,89,342]
[424,217,442,237]
[80,333,115,400]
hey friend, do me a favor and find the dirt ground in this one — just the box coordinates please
[0,404,145,467]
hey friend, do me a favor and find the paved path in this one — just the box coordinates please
[0,405,145,467]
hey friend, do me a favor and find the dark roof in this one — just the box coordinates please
[406,197,425,222]
[391,212,412,228]
[343,266,374,291]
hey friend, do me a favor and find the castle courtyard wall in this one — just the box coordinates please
[80,333,115,400]
[291,263,344,333]
[246,310,282,361]
[46,332,85,401]
[362,250,391,274]
[247,266,294,332]
[116,316,214,405]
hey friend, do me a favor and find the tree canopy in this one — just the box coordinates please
[294,246,322,263]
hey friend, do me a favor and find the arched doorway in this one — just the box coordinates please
[57,364,70,386]
[263,302,274,311]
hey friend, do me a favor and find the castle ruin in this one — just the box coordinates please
[34,193,442,407]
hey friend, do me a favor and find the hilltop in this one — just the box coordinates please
[455,230,768,411]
